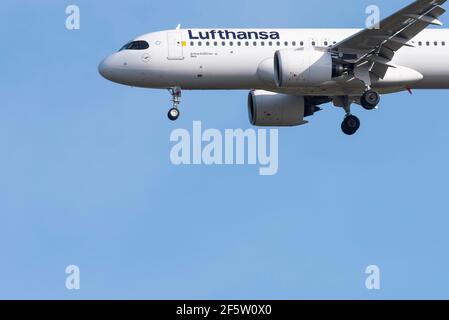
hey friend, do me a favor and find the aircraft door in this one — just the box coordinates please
[167,31,184,60]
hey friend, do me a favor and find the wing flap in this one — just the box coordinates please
[371,63,390,79]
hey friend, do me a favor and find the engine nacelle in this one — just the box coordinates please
[248,90,307,127]
[274,48,344,87]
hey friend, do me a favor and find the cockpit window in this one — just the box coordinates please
[119,40,149,51]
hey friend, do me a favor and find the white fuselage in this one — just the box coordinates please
[99,28,449,95]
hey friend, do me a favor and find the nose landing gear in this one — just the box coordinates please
[167,87,182,121]
[168,107,180,121]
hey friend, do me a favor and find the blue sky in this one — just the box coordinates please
[1,0,449,299]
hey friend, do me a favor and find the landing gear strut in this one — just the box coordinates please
[167,87,181,121]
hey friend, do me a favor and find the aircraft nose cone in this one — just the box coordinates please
[98,57,110,79]
[98,53,131,85]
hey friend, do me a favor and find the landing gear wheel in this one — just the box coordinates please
[168,108,180,121]
[341,115,360,135]
[361,90,380,110]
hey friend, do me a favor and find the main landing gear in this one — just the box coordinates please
[167,87,182,121]
[341,115,361,136]
[335,89,380,135]
[360,89,380,110]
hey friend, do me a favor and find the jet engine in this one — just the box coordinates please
[248,90,322,127]
[274,48,347,87]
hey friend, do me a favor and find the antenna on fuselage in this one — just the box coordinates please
[176,24,181,30]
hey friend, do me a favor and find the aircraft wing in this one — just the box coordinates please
[330,0,447,78]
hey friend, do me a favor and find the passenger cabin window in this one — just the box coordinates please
[119,40,149,51]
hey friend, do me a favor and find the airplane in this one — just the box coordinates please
[99,0,448,135]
